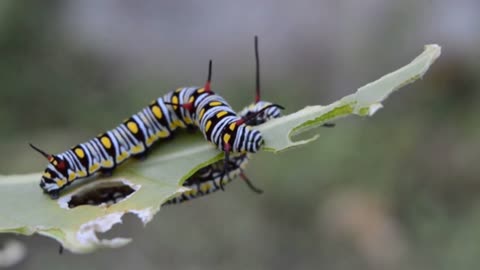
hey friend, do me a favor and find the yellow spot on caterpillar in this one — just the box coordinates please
[188,96,194,103]
[229,122,236,131]
[127,122,139,134]
[205,120,212,132]
[89,163,100,174]
[198,88,205,93]
[223,133,231,144]
[184,117,193,125]
[101,136,112,149]
[146,136,157,146]
[52,160,58,166]
[131,145,144,154]
[175,88,183,93]
[102,160,113,168]
[43,172,51,179]
[157,130,170,138]
[216,111,228,118]
[200,183,211,193]
[152,106,162,119]
[56,179,66,187]
[209,101,221,106]
[116,152,129,163]
[74,148,85,159]
[77,170,87,177]
[199,108,205,119]
[172,119,184,128]
[172,96,179,105]
[190,188,198,196]
[68,172,76,181]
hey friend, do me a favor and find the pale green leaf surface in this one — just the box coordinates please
[259,44,441,152]
[0,44,441,253]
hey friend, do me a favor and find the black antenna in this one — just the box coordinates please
[205,59,212,92]
[254,36,261,103]
[29,143,52,160]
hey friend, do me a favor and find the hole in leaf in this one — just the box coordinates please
[64,180,139,209]
[96,213,143,240]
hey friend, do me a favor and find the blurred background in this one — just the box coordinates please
[0,0,479,269]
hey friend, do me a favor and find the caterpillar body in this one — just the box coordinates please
[31,37,282,199]
[163,154,252,205]
[163,102,335,205]
[163,100,281,205]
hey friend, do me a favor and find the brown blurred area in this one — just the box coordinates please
[1,1,479,269]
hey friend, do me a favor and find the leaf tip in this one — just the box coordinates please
[425,44,441,56]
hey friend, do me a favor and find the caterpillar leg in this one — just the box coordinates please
[239,172,263,194]
[43,187,60,199]
[133,150,149,160]
[219,142,233,191]
[219,156,263,194]
[100,168,114,177]
[186,125,198,133]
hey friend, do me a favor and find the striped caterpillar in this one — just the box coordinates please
[163,106,335,205]
[31,37,282,199]
[164,38,336,205]
[163,100,282,205]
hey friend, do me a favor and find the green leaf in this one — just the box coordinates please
[259,44,442,152]
[0,44,441,253]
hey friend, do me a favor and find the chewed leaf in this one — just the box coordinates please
[0,44,441,253]
[0,135,220,253]
[259,44,441,152]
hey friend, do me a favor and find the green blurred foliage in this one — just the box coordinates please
[1,1,479,270]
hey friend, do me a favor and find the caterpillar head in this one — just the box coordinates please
[29,144,69,199]
[239,101,283,126]
[228,102,283,153]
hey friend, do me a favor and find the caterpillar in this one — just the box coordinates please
[163,37,283,205]
[31,36,283,199]
[163,37,335,205]
[163,101,282,205]
[163,105,335,205]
